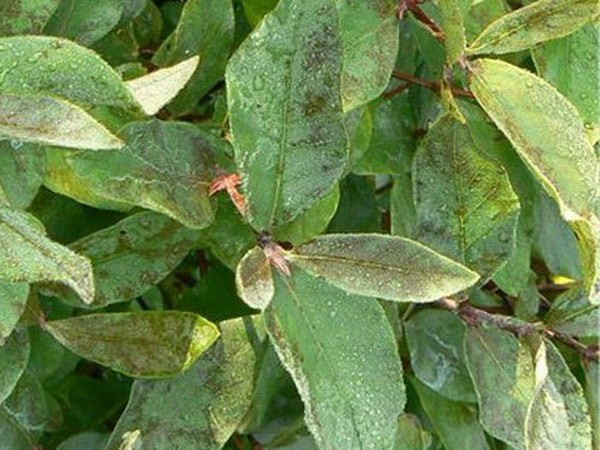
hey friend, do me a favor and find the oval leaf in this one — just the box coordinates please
[413,115,520,280]
[469,58,599,219]
[226,0,348,230]
[265,266,405,449]
[290,233,479,303]
[0,204,94,304]
[125,56,200,116]
[236,246,274,310]
[0,328,30,404]
[468,0,599,55]
[0,93,124,149]
[44,311,220,378]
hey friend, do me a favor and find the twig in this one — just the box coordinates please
[397,0,444,39]
[392,71,475,99]
[543,329,599,362]
[382,82,410,99]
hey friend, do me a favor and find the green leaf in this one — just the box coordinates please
[0,36,138,111]
[0,283,29,341]
[584,361,599,449]
[125,56,199,116]
[54,120,216,229]
[411,378,491,450]
[0,0,60,35]
[0,328,30,404]
[44,311,220,378]
[0,408,34,450]
[393,414,433,450]
[0,204,94,304]
[412,114,520,280]
[405,309,476,403]
[56,432,109,450]
[467,0,599,55]
[438,0,466,63]
[226,0,348,231]
[236,246,274,310]
[43,0,126,46]
[327,175,380,233]
[336,0,399,111]
[55,212,198,307]
[242,0,278,27]
[265,266,405,449]
[152,0,235,114]
[105,317,265,450]
[469,58,599,220]
[290,233,479,303]
[0,93,124,150]
[546,287,599,337]
[463,0,508,41]
[464,325,535,449]
[532,23,600,144]
[0,142,45,210]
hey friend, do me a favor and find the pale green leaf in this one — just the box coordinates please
[265,266,405,450]
[105,317,265,449]
[226,0,348,230]
[152,0,234,114]
[0,93,124,150]
[290,233,479,303]
[236,246,274,310]
[0,0,60,35]
[0,328,30,404]
[0,204,94,304]
[468,0,599,55]
[0,282,29,341]
[125,56,199,115]
[413,114,520,280]
[336,0,399,111]
[45,311,220,378]
[469,58,599,220]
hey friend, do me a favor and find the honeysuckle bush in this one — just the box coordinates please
[0,0,598,449]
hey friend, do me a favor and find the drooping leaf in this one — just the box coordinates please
[468,0,599,55]
[0,0,60,35]
[532,23,600,144]
[105,317,265,450]
[52,120,216,229]
[125,56,199,115]
[411,378,490,450]
[464,325,535,449]
[265,266,405,449]
[43,0,126,46]
[438,0,466,63]
[152,0,235,114]
[0,35,139,110]
[226,0,348,231]
[336,0,399,111]
[0,282,29,341]
[0,93,124,149]
[405,309,476,403]
[0,328,30,404]
[469,58,599,220]
[0,141,45,210]
[290,233,479,303]
[52,212,198,307]
[412,115,520,280]
[44,311,220,378]
[0,203,94,304]
[236,246,274,310]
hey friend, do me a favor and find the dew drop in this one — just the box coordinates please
[525,80,535,88]
[252,75,264,91]
[10,140,23,150]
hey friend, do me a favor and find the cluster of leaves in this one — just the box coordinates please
[0,0,598,449]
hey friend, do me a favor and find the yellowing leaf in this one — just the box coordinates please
[235,246,274,310]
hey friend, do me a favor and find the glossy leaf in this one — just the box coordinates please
[55,120,216,229]
[464,325,535,448]
[0,328,30,404]
[265,266,405,450]
[0,93,124,149]
[0,203,94,304]
[0,0,60,35]
[469,58,599,219]
[236,246,274,310]
[290,233,479,303]
[152,0,235,114]
[125,56,199,115]
[412,115,520,280]
[0,142,45,210]
[43,0,125,46]
[105,317,265,450]
[44,311,220,378]
[336,0,399,111]
[468,0,599,55]
[0,36,138,110]
[55,212,198,307]
[0,282,29,341]
[226,0,348,230]
[405,309,476,402]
